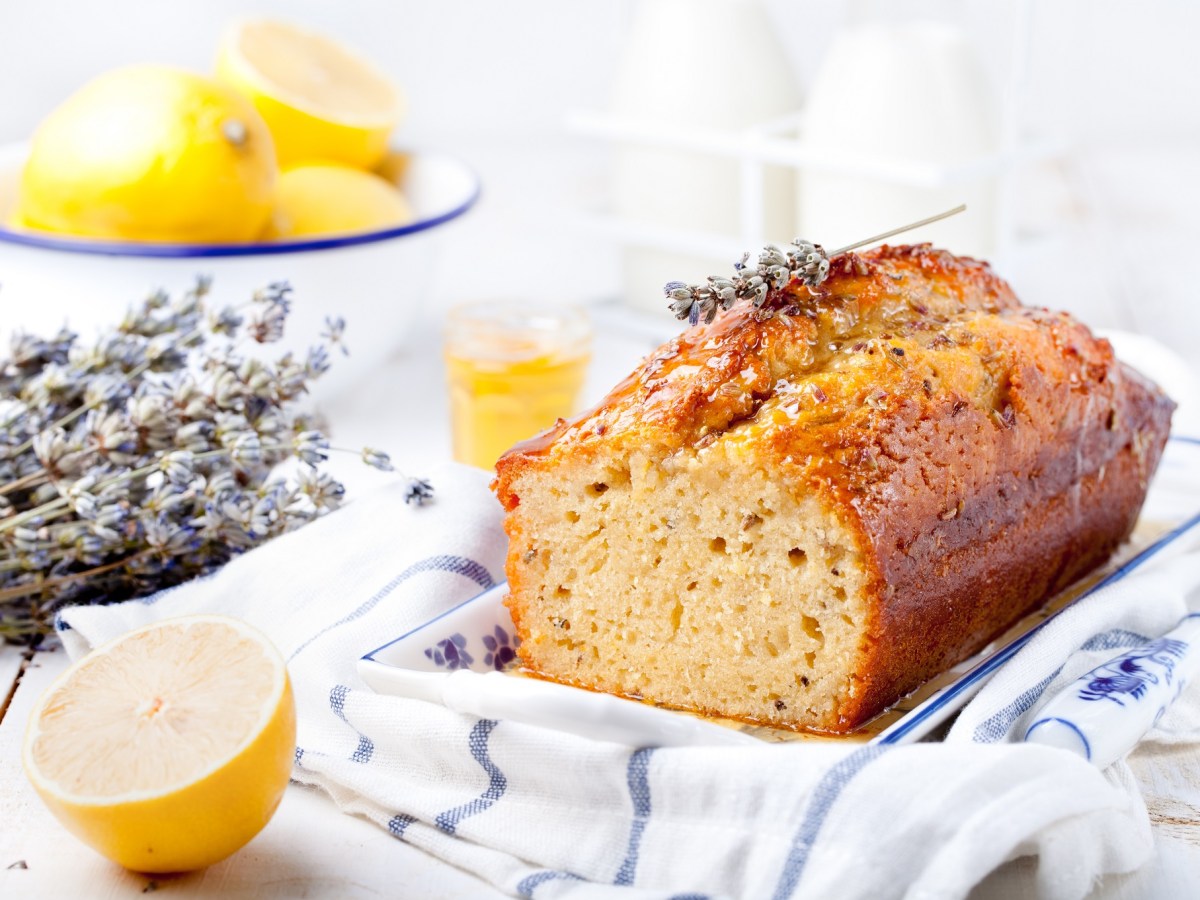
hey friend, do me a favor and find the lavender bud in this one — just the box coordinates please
[305,345,332,379]
[668,297,695,321]
[321,316,349,356]
[209,305,244,337]
[293,430,330,466]
[247,304,286,344]
[159,451,196,487]
[361,447,394,472]
[230,432,263,467]
[402,477,434,506]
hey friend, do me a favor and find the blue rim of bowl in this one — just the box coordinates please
[0,154,481,258]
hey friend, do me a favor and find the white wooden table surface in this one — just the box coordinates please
[2,323,1199,899]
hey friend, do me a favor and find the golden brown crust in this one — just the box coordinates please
[829,318,1171,728]
[493,243,1175,733]
[494,244,1020,502]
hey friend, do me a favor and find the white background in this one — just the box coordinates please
[2,0,1198,331]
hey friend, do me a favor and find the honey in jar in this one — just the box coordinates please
[445,303,591,470]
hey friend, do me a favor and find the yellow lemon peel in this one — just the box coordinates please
[17,66,276,243]
[23,615,296,873]
[217,18,403,170]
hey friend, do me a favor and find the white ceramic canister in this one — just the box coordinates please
[610,0,801,313]
[797,21,1000,259]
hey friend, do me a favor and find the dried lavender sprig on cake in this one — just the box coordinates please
[0,278,429,642]
[666,205,967,325]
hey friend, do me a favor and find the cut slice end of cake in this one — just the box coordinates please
[500,448,872,731]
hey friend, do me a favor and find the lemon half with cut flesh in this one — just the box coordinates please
[217,18,404,170]
[23,615,296,873]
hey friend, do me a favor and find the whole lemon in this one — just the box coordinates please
[265,163,413,240]
[17,65,277,243]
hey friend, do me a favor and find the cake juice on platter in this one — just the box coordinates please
[444,303,591,470]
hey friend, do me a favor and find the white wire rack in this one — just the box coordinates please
[568,107,1065,260]
[565,0,1061,264]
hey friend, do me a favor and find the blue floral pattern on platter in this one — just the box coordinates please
[481,624,520,670]
[424,633,474,670]
[423,625,520,672]
[1077,636,1189,706]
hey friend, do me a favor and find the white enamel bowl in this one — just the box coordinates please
[0,143,480,398]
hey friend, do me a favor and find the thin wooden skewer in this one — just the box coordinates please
[831,204,967,256]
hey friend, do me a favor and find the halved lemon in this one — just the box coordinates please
[217,18,404,170]
[264,162,414,240]
[23,615,296,873]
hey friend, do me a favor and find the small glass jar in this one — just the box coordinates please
[444,303,592,470]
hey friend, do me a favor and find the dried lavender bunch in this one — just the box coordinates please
[665,205,968,325]
[0,278,430,642]
[665,239,829,326]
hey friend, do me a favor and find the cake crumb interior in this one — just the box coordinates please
[506,445,869,730]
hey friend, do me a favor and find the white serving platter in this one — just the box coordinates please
[359,436,1200,747]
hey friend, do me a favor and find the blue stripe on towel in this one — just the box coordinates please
[387,814,416,839]
[289,554,496,661]
[1082,628,1151,652]
[350,734,374,763]
[771,744,892,900]
[972,671,1062,743]
[435,719,508,834]
[330,683,349,716]
[972,627,1153,742]
[517,871,585,896]
[614,747,656,886]
[328,684,375,763]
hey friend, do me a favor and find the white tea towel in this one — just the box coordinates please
[56,463,1200,900]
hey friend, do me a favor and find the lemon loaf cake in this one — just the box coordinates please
[492,245,1173,733]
